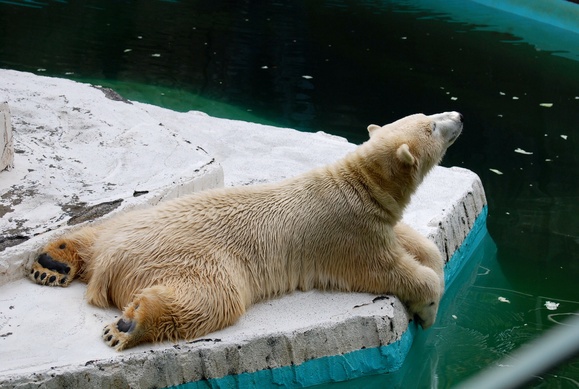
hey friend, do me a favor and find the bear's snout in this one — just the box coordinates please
[431,111,463,146]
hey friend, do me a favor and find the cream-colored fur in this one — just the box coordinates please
[30,112,463,350]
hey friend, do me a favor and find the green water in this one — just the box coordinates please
[1,0,578,387]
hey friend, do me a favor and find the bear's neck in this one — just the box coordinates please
[330,147,421,222]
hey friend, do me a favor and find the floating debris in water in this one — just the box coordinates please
[37,68,46,72]
[544,301,559,310]
[499,91,506,96]
[561,135,568,140]
[489,169,503,175]
[514,148,533,155]
[452,315,457,320]
[124,49,132,53]
[302,75,313,79]
[261,66,268,69]
[512,96,519,100]
[498,297,510,303]
[151,53,161,57]
[451,97,458,101]
[539,103,553,108]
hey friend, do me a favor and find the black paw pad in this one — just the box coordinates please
[37,253,71,275]
[117,318,135,333]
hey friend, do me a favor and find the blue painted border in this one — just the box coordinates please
[444,205,489,290]
[169,205,489,389]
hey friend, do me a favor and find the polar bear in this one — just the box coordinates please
[29,111,462,350]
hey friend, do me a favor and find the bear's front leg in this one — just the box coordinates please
[403,264,443,329]
[394,222,444,282]
[29,228,96,287]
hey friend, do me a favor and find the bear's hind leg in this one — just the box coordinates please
[29,227,98,287]
[102,278,246,351]
[102,285,176,350]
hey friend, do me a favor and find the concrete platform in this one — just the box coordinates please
[0,102,14,172]
[0,70,487,388]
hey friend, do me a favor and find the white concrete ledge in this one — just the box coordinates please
[0,70,487,388]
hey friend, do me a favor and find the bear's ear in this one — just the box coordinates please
[396,144,415,165]
[367,124,381,137]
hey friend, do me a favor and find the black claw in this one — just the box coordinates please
[37,253,71,275]
[112,340,119,347]
[106,335,112,342]
[48,275,56,283]
[104,328,110,336]
[30,269,34,274]
[34,271,39,279]
[40,273,46,281]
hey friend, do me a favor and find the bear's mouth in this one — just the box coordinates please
[447,127,462,146]
[448,134,459,145]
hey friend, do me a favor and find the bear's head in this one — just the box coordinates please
[365,111,463,192]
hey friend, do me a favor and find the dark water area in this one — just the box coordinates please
[1,0,578,387]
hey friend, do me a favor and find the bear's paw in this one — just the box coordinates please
[29,253,73,287]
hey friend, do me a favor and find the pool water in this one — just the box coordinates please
[1,0,578,387]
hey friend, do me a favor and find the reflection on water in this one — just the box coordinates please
[0,0,578,387]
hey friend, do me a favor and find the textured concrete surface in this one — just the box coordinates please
[0,101,14,172]
[0,70,487,388]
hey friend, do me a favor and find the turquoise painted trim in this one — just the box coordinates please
[444,205,489,290]
[171,326,417,389]
[168,205,489,389]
